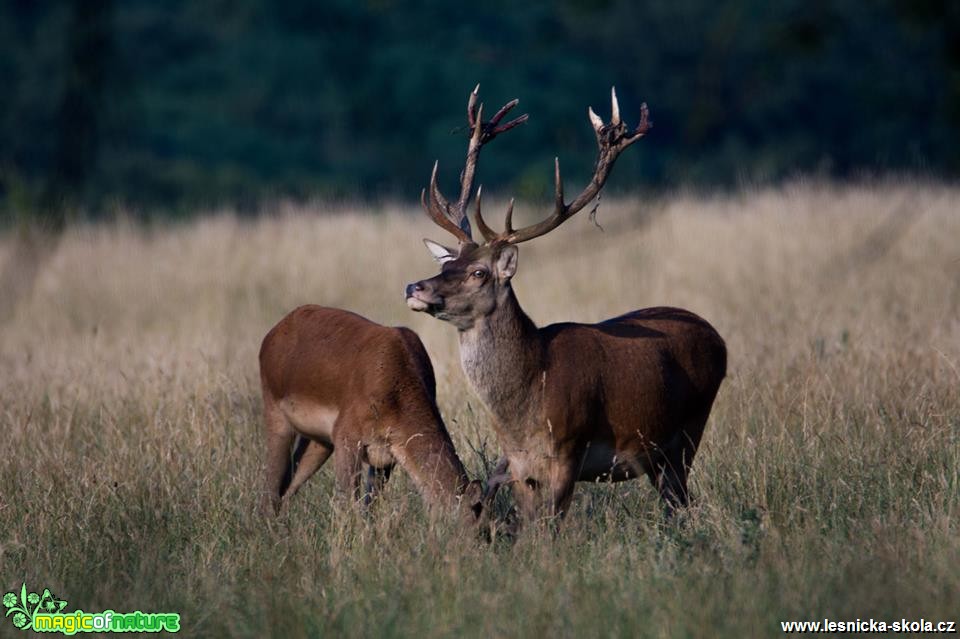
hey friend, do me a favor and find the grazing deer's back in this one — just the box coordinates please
[259,305,434,405]
[392,326,439,404]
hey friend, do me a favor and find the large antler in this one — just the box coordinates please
[422,85,528,246]
[475,87,651,245]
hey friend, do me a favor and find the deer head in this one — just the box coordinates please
[405,86,651,330]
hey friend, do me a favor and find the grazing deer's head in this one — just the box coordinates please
[405,85,651,330]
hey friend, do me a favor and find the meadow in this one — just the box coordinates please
[1,182,958,637]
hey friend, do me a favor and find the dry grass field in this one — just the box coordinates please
[1,182,959,637]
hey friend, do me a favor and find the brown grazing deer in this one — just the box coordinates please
[259,305,485,525]
[405,87,727,527]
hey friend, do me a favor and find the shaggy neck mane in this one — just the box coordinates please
[458,286,542,440]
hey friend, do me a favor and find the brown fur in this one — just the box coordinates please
[258,305,483,522]
[407,242,726,526]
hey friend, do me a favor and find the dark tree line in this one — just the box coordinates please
[1,0,958,219]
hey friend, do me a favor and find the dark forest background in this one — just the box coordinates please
[1,0,959,222]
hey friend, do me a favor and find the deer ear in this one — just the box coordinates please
[496,244,518,281]
[423,238,457,263]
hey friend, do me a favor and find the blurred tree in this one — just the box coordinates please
[0,0,956,216]
[42,0,116,228]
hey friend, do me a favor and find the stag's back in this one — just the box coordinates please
[606,306,727,394]
[541,306,726,445]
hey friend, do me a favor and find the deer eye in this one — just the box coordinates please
[471,269,487,280]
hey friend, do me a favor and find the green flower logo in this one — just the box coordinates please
[2,583,68,631]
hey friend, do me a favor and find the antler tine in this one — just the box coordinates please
[457,102,484,219]
[610,86,620,125]
[553,157,564,211]
[429,160,451,214]
[588,106,603,133]
[631,102,652,140]
[455,88,527,236]
[473,185,499,242]
[503,91,651,245]
[503,198,515,235]
[488,99,530,136]
[471,102,484,143]
[488,99,516,127]
[467,84,480,128]
[423,162,472,245]
[421,85,528,246]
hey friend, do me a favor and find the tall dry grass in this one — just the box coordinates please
[1,182,958,637]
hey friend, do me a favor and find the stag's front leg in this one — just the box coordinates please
[548,460,577,520]
[511,456,577,530]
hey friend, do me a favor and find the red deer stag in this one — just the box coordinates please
[259,305,484,525]
[405,87,726,527]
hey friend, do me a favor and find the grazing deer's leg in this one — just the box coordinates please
[364,464,394,506]
[385,417,471,510]
[281,439,334,503]
[262,395,296,516]
[333,430,365,503]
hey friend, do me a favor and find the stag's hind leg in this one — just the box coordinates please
[645,412,709,515]
[652,456,690,513]
[635,452,688,517]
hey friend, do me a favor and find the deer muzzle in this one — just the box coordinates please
[405,281,443,313]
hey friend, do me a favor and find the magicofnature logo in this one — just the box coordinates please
[3,583,180,634]
[3,584,67,630]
